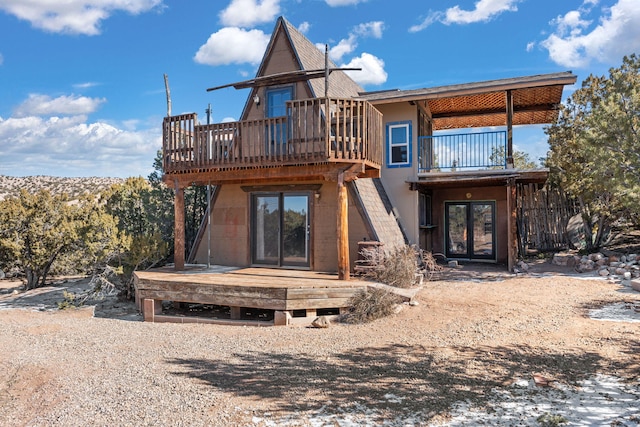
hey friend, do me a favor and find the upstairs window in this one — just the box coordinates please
[386,121,412,167]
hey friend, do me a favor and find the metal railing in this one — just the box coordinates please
[162,98,383,174]
[418,131,507,173]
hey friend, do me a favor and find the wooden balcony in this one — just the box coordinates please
[162,98,383,184]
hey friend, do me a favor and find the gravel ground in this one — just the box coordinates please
[0,265,639,426]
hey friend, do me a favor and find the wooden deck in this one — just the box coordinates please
[133,265,375,326]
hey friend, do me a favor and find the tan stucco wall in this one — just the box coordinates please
[430,186,508,263]
[192,185,250,266]
[192,181,372,273]
[374,103,420,245]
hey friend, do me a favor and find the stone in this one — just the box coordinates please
[516,260,530,272]
[628,254,637,262]
[448,260,459,268]
[409,300,419,306]
[598,269,610,277]
[631,280,640,292]
[615,267,627,276]
[311,316,331,328]
[0,269,4,280]
[566,214,586,249]
[552,253,573,266]
[623,272,632,281]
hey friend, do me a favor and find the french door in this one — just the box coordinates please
[252,193,310,267]
[445,201,496,260]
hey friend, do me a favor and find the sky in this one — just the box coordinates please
[0,0,638,178]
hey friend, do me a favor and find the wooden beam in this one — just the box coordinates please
[337,171,350,280]
[506,89,514,168]
[174,183,185,271]
[163,162,379,188]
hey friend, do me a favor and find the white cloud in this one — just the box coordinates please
[409,0,520,31]
[325,0,367,6]
[354,21,384,38]
[194,27,270,66]
[326,21,385,62]
[298,21,311,34]
[14,94,106,118]
[73,82,100,90]
[342,53,387,86]
[328,35,358,62]
[219,0,280,27]
[0,0,163,35]
[540,0,640,68]
[0,115,159,178]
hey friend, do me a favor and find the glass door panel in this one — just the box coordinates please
[253,195,280,265]
[282,195,309,266]
[446,204,468,257]
[473,203,494,256]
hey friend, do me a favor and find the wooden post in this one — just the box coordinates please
[174,183,185,271]
[337,172,350,280]
[506,178,517,272]
[506,90,514,168]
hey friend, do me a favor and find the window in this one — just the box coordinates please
[386,121,412,167]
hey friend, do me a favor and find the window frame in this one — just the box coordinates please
[386,121,412,168]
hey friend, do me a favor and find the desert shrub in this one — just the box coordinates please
[419,250,443,281]
[342,287,402,324]
[363,244,420,288]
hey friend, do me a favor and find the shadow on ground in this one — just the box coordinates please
[167,343,625,422]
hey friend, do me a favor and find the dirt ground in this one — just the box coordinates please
[0,261,639,426]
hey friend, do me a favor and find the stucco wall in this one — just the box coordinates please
[374,103,419,245]
[193,185,249,266]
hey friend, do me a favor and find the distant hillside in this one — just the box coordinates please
[0,175,125,201]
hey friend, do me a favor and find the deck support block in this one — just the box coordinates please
[274,310,292,326]
[143,298,162,322]
[230,306,242,320]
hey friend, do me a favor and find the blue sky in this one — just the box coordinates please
[0,0,638,178]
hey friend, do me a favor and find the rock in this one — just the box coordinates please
[615,267,627,276]
[566,214,586,249]
[598,268,610,277]
[516,261,530,272]
[448,260,459,268]
[311,316,330,328]
[552,253,573,266]
[631,280,640,292]
[628,254,637,262]
[623,272,632,281]
[409,300,419,306]
[0,269,4,280]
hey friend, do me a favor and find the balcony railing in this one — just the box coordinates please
[162,98,383,174]
[418,131,507,173]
